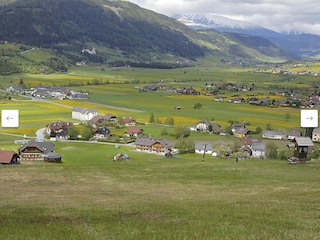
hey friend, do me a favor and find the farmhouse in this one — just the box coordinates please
[134,137,173,155]
[287,129,302,140]
[18,139,55,160]
[46,120,73,141]
[251,143,266,158]
[125,126,143,138]
[195,142,213,155]
[123,117,136,126]
[72,107,98,121]
[92,127,112,140]
[228,97,245,104]
[190,120,211,132]
[231,123,250,138]
[262,130,285,140]
[312,128,320,142]
[0,150,19,164]
[103,113,117,123]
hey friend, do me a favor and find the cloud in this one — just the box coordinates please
[128,0,320,35]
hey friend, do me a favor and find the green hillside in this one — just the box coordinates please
[0,0,300,75]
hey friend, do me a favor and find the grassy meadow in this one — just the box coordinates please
[1,140,320,239]
[1,63,320,239]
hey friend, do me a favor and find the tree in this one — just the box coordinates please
[255,126,262,134]
[266,142,278,159]
[266,123,272,130]
[174,126,191,139]
[117,117,125,127]
[154,117,162,124]
[81,126,93,141]
[194,103,202,109]
[285,113,291,122]
[149,112,154,124]
[174,138,195,154]
[161,128,169,136]
[18,78,24,86]
[68,127,80,140]
[165,117,174,125]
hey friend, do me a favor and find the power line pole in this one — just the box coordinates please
[202,144,207,162]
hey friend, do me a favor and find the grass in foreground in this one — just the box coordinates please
[0,142,319,240]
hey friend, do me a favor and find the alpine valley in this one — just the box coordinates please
[175,14,320,60]
[0,0,311,74]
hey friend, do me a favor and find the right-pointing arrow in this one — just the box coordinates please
[306,116,313,121]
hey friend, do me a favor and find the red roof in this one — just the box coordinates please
[0,150,17,164]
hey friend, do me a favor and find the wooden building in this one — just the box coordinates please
[290,137,314,163]
[0,150,19,164]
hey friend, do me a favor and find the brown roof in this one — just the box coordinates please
[0,150,17,164]
[123,117,136,124]
[19,139,55,154]
[126,126,143,134]
[47,120,73,131]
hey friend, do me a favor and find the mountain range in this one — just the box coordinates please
[175,14,320,60]
[0,0,307,74]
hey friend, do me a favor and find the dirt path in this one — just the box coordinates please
[87,101,144,113]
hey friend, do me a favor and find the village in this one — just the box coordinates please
[0,101,319,165]
[1,77,320,165]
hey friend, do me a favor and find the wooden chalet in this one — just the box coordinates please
[18,139,55,160]
[134,137,173,155]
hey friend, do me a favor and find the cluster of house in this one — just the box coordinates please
[190,119,320,142]
[1,101,319,164]
[0,139,62,165]
[6,85,88,100]
[189,119,319,161]
[46,107,143,141]
[140,81,320,109]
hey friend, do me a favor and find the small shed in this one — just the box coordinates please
[0,150,20,164]
[44,152,62,163]
[291,137,314,163]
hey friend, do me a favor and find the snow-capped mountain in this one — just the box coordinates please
[175,14,279,38]
[175,14,320,60]
[176,14,259,30]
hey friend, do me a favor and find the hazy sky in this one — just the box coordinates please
[128,0,320,35]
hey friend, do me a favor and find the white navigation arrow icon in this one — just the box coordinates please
[1,110,19,128]
[301,110,318,128]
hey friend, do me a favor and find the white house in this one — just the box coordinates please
[262,130,285,140]
[72,107,98,121]
[251,143,266,158]
[312,128,320,142]
[195,142,213,155]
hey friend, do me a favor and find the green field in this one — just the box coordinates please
[1,140,319,240]
[1,63,320,239]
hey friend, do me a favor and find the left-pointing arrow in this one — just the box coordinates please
[6,116,14,121]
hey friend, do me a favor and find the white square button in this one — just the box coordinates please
[300,110,318,128]
[1,110,19,128]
